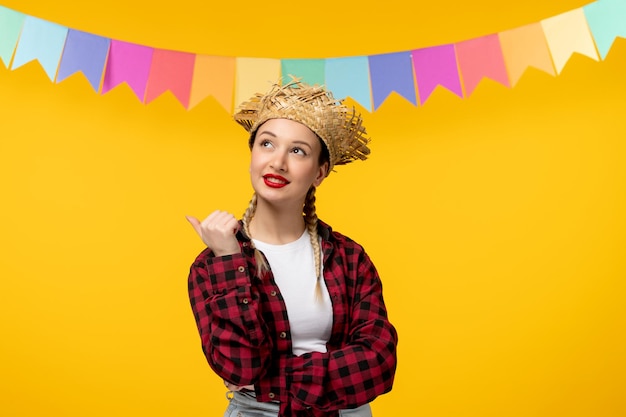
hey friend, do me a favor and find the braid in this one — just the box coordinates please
[241,192,257,236]
[242,193,269,277]
[242,188,323,299]
[303,186,323,300]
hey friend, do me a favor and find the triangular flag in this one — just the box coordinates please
[0,6,25,67]
[325,56,372,111]
[11,16,68,81]
[189,54,236,112]
[234,57,280,110]
[411,44,463,104]
[541,8,599,74]
[455,34,510,97]
[56,29,110,91]
[499,23,556,86]
[281,59,325,87]
[145,48,195,108]
[369,51,417,110]
[101,40,154,101]
[584,0,626,59]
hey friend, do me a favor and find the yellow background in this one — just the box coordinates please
[1,0,625,416]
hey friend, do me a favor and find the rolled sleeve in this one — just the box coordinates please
[188,250,272,386]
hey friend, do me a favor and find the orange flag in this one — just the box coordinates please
[499,23,556,86]
[189,55,236,112]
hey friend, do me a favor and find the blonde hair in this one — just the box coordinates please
[242,186,323,299]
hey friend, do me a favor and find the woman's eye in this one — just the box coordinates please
[260,140,272,147]
[292,147,307,156]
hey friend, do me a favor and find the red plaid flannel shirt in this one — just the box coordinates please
[188,220,398,416]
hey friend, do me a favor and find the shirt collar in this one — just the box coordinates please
[237,219,333,242]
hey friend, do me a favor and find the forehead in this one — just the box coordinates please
[256,119,319,144]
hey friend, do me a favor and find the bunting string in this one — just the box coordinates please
[1,0,625,113]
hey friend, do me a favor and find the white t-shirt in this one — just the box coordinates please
[253,230,333,356]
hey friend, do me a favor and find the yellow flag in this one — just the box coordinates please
[234,58,281,110]
[541,8,599,74]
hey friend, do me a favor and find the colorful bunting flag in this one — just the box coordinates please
[0,5,25,67]
[369,51,417,110]
[541,8,599,74]
[235,57,281,108]
[101,40,154,101]
[145,49,195,108]
[455,34,510,97]
[584,0,626,60]
[11,16,68,81]
[499,23,556,86]
[411,44,463,104]
[281,59,325,87]
[189,55,236,112]
[0,2,622,112]
[57,30,110,91]
[325,56,372,111]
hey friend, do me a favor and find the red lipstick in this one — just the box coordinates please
[263,174,289,188]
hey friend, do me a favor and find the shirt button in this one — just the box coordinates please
[279,332,287,339]
[270,291,277,297]
[268,393,275,399]
[237,266,245,273]
[242,242,249,247]
[242,298,249,304]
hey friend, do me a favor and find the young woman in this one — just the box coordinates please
[186,79,398,417]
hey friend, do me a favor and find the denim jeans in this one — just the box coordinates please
[223,390,373,417]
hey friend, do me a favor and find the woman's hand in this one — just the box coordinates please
[186,211,241,256]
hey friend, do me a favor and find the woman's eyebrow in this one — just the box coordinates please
[292,140,313,150]
[256,129,276,137]
[257,131,313,149]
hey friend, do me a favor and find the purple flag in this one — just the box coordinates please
[412,44,463,104]
[368,51,417,110]
[101,40,154,101]
[57,29,110,91]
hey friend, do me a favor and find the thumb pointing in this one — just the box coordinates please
[185,215,202,235]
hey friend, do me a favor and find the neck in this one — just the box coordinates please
[249,200,306,245]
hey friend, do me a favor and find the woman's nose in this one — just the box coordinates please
[270,151,287,171]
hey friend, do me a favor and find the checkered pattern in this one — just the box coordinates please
[188,220,398,416]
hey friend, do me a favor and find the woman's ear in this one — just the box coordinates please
[313,162,329,187]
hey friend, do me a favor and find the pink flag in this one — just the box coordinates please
[412,44,463,104]
[101,40,153,101]
[145,49,195,108]
[455,34,510,96]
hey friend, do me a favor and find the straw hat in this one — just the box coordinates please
[233,78,371,174]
